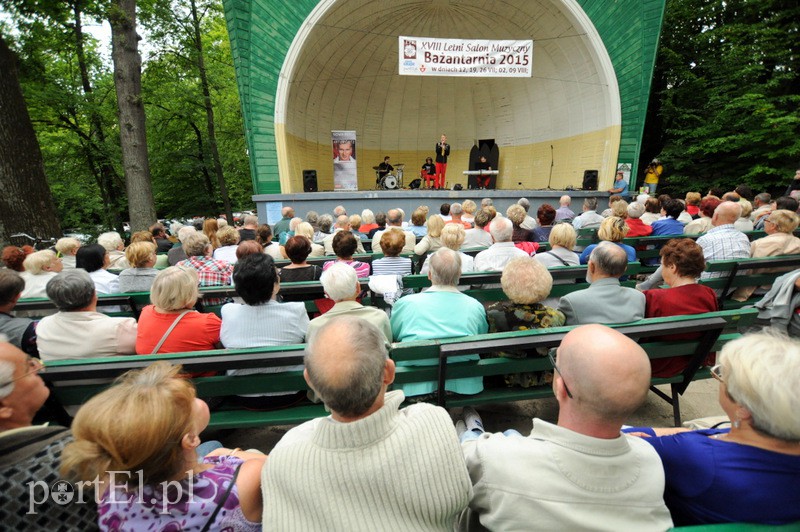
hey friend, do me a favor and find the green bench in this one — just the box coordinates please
[40,309,755,430]
[698,254,800,308]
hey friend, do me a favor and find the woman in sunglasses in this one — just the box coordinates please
[625,331,800,526]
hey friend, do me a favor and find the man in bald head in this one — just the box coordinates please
[262,317,471,530]
[370,208,416,254]
[457,325,673,530]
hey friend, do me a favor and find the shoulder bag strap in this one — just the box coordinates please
[544,250,571,266]
[151,310,192,354]
[200,462,243,532]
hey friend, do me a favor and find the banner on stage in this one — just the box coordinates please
[399,36,533,78]
[332,130,358,191]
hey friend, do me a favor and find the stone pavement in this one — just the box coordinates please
[215,379,726,454]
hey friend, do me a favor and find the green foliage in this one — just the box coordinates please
[642,0,800,196]
[4,0,251,230]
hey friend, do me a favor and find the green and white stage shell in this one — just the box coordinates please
[221,0,665,195]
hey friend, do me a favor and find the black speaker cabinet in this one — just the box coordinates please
[303,170,318,192]
[582,170,598,190]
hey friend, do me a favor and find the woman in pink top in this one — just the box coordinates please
[322,231,370,278]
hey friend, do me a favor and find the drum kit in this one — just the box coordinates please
[374,164,405,189]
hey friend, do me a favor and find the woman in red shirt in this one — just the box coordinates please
[643,239,718,377]
[136,267,221,356]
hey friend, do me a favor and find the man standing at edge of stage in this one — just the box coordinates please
[435,134,450,190]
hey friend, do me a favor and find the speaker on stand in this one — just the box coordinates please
[303,170,318,192]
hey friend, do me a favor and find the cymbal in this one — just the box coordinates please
[394,163,405,168]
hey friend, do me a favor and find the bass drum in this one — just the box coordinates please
[382,175,398,189]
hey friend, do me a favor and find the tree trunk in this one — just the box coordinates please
[0,33,62,245]
[72,0,126,233]
[109,0,156,231]
[190,0,233,222]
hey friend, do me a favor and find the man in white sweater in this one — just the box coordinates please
[456,324,673,531]
[262,317,472,531]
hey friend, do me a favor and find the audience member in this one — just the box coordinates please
[323,215,365,255]
[507,204,536,242]
[315,213,334,241]
[372,230,413,277]
[641,197,662,225]
[462,209,493,249]
[625,332,800,526]
[236,240,264,261]
[439,202,452,222]
[256,224,283,260]
[684,196,721,235]
[409,208,428,237]
[517,197,538,229]
[1,245,33,272]
[571,197,604,229]
[308,263,391,341]
[474,217,529,271]
[150,222,173,253]
[168,225,196,266]
[421,224,474,274]
[118,241,159,293]
[391,248,488,397]
[20,250,62,299]
[732,209,800,301]
[534,223,580,268]
[322,231,370,278]
[651,198,685,235]
[135,267,221,355]
[532,204,557,242]
[0,270,37,355]
[76,243,121,301]
[358,209,377,233]
[239,214,259,241]
[372,209,416,254]
[457,324,673,530]
[221,253,308,408]
[279,235,322,283]
[61,361,265,530]
[177,232,233,291]
[333,205,347,218]
[751,192,772,223]
[348,214,367,241]
[203,218,221,249]
[625,201,654,236]
[263,317,470,529]
[213,225,241,263]
[97,231,128,269]
[579,216,635,264]
[292,221,324,257]
[600,194,623,217]
[36,270,136,360]
[557,242,645,325]
[685,192,702,217]
[273,206,295,238]
[486,257,565,383]
[0,342,97,529]
[642,239,718,377]
[733,199,754,232]
[414,215,444,256]
[555,195,575,221]
[462,199,478,225]
[55,237,81,269]
[366,212,385,239]
[448,203,472,229]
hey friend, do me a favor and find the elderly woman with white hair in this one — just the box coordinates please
[168,225,196,266]
[625,201,654,237]
[97,231,128,269]
[486,256,565,386]
[54,237,81,269]
[307,262,391,341]
[19,250,63,299]
[626,331,800,526]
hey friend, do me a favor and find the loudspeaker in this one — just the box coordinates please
[303,170,318,192]
[409,178,421,189]
[582,170,598,191]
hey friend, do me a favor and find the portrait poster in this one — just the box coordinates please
[332,130,358,191]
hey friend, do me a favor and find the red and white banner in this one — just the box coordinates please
[399,36,533,78]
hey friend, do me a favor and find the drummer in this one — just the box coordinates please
[421,157,436,188]
[377,156,394,185]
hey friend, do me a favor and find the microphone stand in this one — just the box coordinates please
[546,145,554,189]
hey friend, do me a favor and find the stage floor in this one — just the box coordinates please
[254,188,610,225]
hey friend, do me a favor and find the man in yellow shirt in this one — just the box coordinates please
[644,158,663,194]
